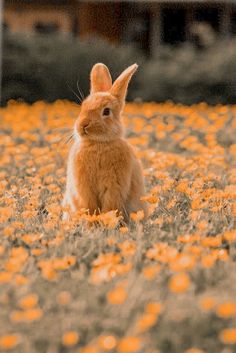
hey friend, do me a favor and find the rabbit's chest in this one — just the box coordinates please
[75,142,131,191]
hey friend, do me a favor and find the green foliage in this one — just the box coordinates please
[2,33,143,105]
[2,33,236,105]
[133,40,236,105]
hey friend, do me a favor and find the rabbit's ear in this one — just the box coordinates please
[90,63,112,93]
[110,64,138,102]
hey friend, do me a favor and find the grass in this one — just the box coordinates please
[0,100,236,353]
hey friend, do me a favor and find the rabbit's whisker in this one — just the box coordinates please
[76,80,85,101]
[56,131,74,146]
[65,134,74,145]
[51,127,72,134]
[67,82,82,104]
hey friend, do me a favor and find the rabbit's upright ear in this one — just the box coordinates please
[90,63,112,94]
[110,64,138,103]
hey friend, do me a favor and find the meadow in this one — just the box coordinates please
[0,100,236,353]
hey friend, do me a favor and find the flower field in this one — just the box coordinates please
[0,100,236,353]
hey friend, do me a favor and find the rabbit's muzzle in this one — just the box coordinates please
[78,122,90,136]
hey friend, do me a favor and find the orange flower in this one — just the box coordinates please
[3,227,14,237]
[191,197,207,210]
[196,220,208,231]
[177,234,200,244]
[52,256,76,270]
[142,264,161,280]
[119,226,129,234]
[10,308,43,322]
[62,331,79,346]
[201,254,216,268]
[145,302,163,315]
[18,294,38,309]
[79,344,100,353]
[0,246,5,255]
[40,267,58,281]
[140,195,158,204]
[57,291,71,306]
[98,335,117,351]
[93,253,121,267]
[107,286,127,305]
[166,198,176,209]
[146,243,177,262]
[176,181,189,193]
[168,272,190,294]
[31,248,44,256]
[117,336,142,353]
[0,207,13,223]
[136,313,157,332]
[201,236,222,247]
[223,230,236,243]
[184,349,205,353]
[130,210,144,222]
[100,211,120,228]
[219,328,236,344]
[5,247,29,273]
[118,241,136,257]
[14,274,29,286]
[185,245,202,256]
[37,256,76,278]
[106,236,116,246]
[169,254,196,272]
[21,233,41,244]
[216,302,236,318]
[213,249,229,262]
[0,334,21,350]
[0,272,13,283]
[109,263,132,277]
[199,297,216,311]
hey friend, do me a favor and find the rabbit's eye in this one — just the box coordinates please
[102,107,111,117]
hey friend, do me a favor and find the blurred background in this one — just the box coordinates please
[1,0,236,105]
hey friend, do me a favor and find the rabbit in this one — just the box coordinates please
[62,63,147,222]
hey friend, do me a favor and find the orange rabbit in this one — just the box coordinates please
[63,63,147,222]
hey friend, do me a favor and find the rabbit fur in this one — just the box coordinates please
[63,63,147,222]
